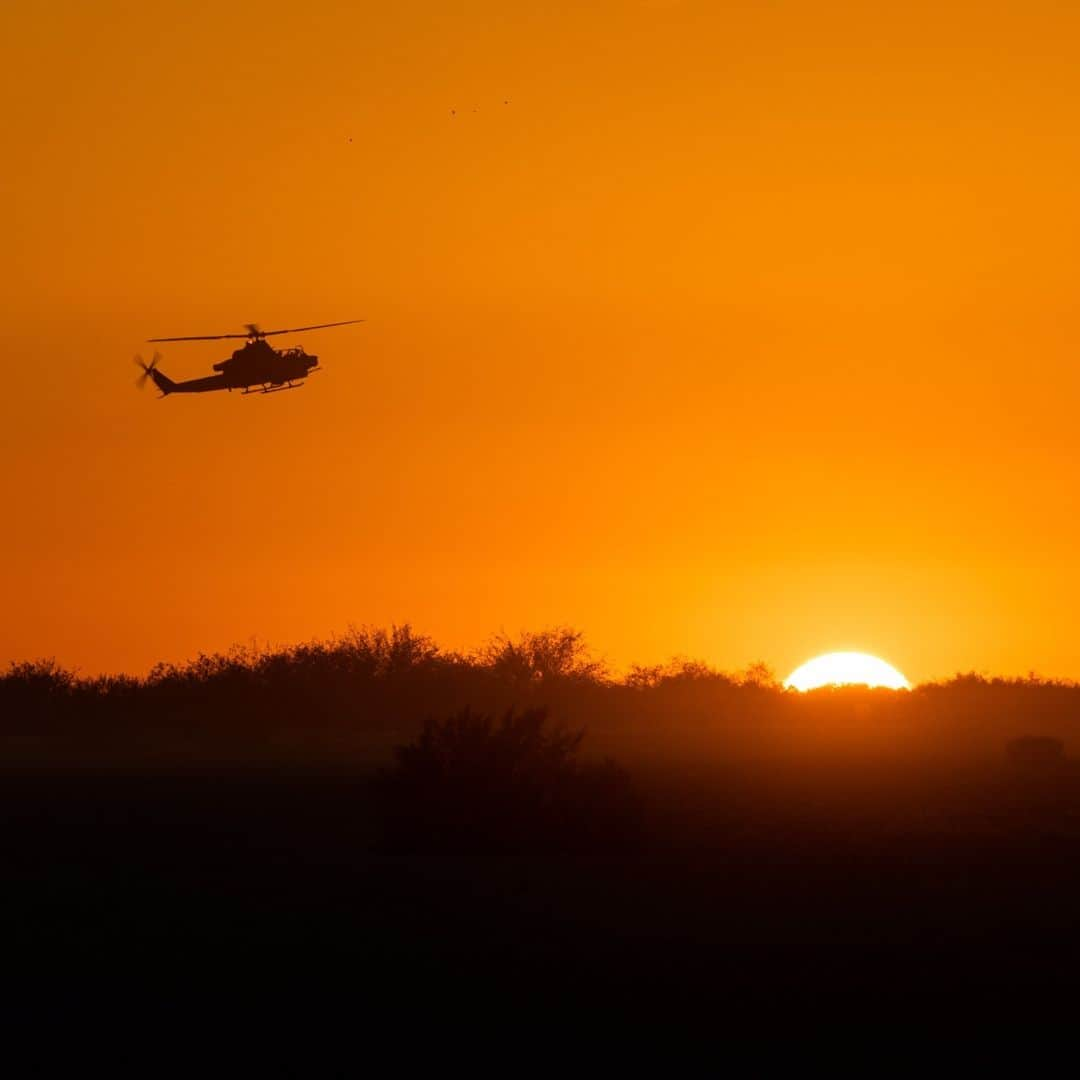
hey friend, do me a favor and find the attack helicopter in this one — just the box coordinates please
[134,319,363,396]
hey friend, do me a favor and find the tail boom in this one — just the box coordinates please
[151,370,226,395]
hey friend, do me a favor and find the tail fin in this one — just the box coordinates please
[150,368,177,396]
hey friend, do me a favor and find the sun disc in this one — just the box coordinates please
[784,652,910,692]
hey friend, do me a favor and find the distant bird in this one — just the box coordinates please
[450,108,456,117]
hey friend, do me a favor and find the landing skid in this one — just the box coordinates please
[241,381,306,395]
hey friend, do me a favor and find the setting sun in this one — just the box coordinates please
[784,652,911,692]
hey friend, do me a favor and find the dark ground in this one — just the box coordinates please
[6,756,1080,1037]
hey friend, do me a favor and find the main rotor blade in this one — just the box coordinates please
[147,319,363,343]
[147,332,252,342]
[250,319,365,337]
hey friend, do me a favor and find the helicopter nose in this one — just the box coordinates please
[306,355,318,369]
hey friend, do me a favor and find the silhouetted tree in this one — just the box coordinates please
[478,628,608,686]
[374,706,642,854]
[0,659,77,734]
[735,661,779,689]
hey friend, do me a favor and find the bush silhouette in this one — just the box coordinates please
[375,706,642,854]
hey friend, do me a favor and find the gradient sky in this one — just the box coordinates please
[4,1,1080,681]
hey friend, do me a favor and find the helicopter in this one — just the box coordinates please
[134,319,363,396]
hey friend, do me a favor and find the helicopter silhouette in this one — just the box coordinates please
[135,319,363,396]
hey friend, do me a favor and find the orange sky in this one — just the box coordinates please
[4,1,1080,682]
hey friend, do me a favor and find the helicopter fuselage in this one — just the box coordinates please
[138,318,361,398]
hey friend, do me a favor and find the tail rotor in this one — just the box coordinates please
[134,351,162,390]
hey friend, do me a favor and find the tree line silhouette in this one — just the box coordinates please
[4,626,1079,759]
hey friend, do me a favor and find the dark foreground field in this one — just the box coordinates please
[6,631,1080,1035]
[6,756,1080,1035]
